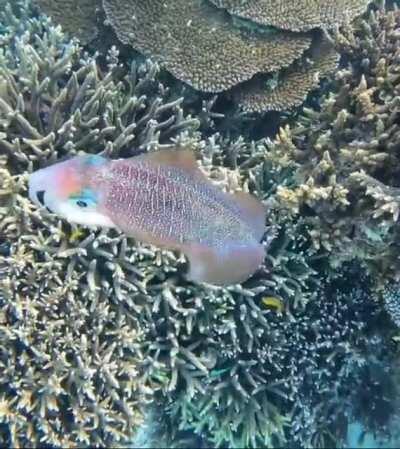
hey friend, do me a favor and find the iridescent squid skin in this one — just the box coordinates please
[28,150,266,285]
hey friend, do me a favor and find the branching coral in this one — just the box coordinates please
[159,265,397,448]
[382,282,400,328]
[2,1,398,448]
[0,1,199,445]
[0,4,200,168]
[0,1,321,446]
[0,183,147,447]
[263,2,400,281]
[114,137,321,446]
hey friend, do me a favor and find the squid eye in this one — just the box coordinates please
[76,200,88,208]
[36,190,53,213]
[36,190,46,206]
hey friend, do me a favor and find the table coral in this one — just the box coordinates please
[210,0,372,31]
[32,0,370,113]
[232,35,339,112]
[102,0,311,93]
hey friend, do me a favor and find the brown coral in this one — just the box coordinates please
[102,0,311,92]
[34,0,101,43]
[210,0,372,31]
[32,0,370,112]
[1,5,315,446]
[0,175,147,446]
[0,2,203,444]
[263,3,400,281]
[232,37,339,112]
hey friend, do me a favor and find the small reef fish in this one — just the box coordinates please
[262,296,285,313]
[28,150,266,286]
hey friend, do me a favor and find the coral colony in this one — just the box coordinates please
[36,0,360,111]
[1,0,400,448]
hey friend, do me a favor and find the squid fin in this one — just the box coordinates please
[233,191,266,241]
[186,242,264,286]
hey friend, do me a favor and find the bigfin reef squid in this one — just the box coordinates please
[28,150,266,286]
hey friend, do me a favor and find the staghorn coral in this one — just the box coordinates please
[263,2,400,281]
[102,0,311,93]
[3,1,398,448]
[0,1,322,446]
[34,0,101,44]
[0,178,147,447]
[209,0,372,31]
[0,2,200,168]
[158,265,398,448]
[116,136,321,446]
[232,36,339,112]
[0,1,200,445]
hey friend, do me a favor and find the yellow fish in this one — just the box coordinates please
[69,227,86,243]
[262,296,285,313]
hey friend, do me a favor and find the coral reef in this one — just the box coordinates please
[2,1,399,448]
[210,0,372,31]
[382,282,400,328]
[232,36,339,112]
[0,1,318,446]
[0,168,147,447]
[32,0,372,112]
[35,0,100,44]
[264,2,400,281]
[158,265,398,448]
[0,1,198,445]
